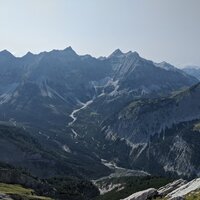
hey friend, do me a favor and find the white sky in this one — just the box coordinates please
[0,0,200,67]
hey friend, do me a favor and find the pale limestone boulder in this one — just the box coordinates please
[122,188,157,200]
[158,179,187,196]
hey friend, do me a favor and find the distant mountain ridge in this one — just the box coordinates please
[0,47,199,180]
[183,65,200,80]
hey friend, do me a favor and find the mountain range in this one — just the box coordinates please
[0,47,200,199]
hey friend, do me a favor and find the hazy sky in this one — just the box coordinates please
[0,0,200,67]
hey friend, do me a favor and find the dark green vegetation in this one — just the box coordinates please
[185,190,200,200]
[95,176,171,200]
[0,163,99,200]
[0,124,110,179]
[47,177,99,200]
[0,125,101,200]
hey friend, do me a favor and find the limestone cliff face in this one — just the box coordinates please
[99,84,200,177]
[107,83,200,143]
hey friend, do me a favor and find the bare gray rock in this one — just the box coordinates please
[0,193,13,200]
[122,188,157,200]
[167,178,200,200]
[158,179,187,196]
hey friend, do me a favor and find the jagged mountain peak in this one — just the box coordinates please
[125,50,140,58]
[23,51,36,58]
[109,49,140,59]
[48,46,76,54]
[26,51,34,56]
[0,49,11,54]
[0,49,15,58]
[45,46,79,60]
[63,46,77,54]
[109,49,124,57]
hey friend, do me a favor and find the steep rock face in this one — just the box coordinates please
[109,51,196,94]
[125,119,200,177]
[165,122,200,177]
[106,83,200,143]
[95,84,200,177]
[84,51,198,128]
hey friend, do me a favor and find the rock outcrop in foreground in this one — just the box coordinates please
[0,193,13,200]
[122,178,200,200]
[167,178,200,199]
[158,179,187,197]
[123,188,157,200]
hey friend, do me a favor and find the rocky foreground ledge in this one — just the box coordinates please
[0,193,13,200]
[122,178,200,200]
